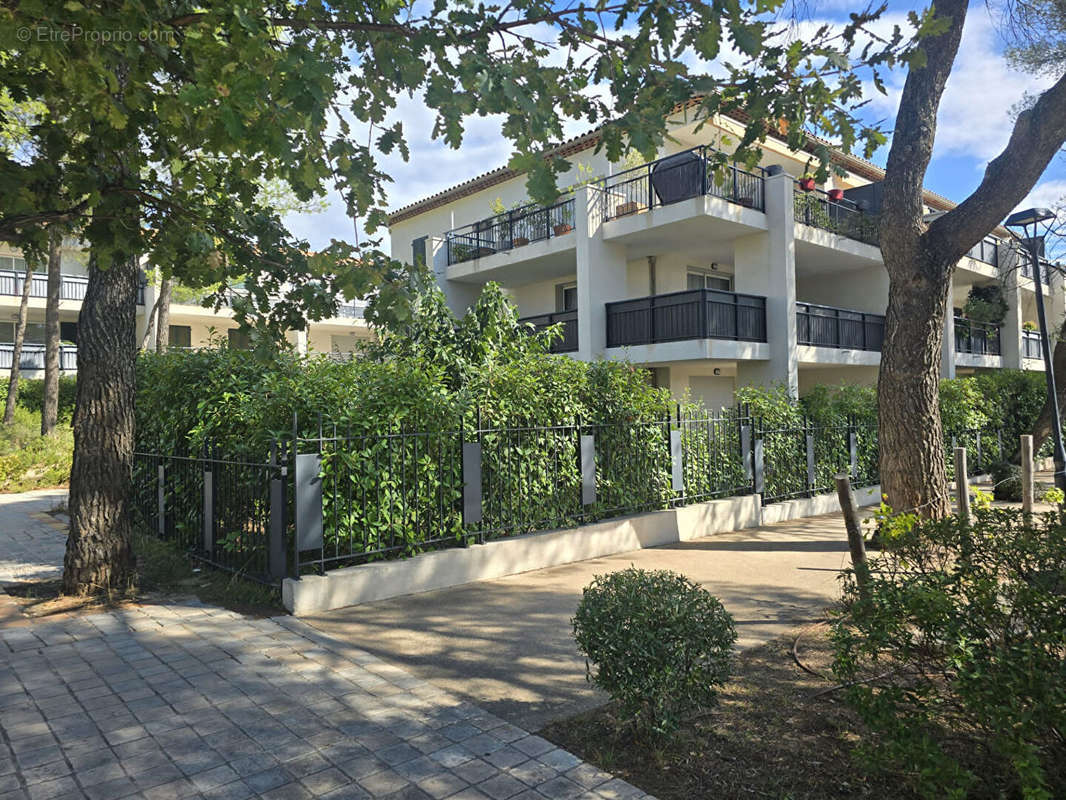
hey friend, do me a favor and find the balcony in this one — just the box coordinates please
[445,195,576,266]
[0,269,146,304]
[518,310,578,353]
[954,318,1001,356]
[1023,330,1044,360]
[600,146,765,221]
[335,302,365,319]
[966,237,1000,266]
[0,343,77,371]
[793,186,879,247]
[606,289,767,348]
[797,303,884,351]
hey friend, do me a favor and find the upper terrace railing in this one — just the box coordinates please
[0,343,78,371]
[796,302,884,351]
[445,195,576,266]
[606,289,767,348]
[0,269,145,304]
[967,237,1000,266]
[518,310,579,353]
[954,317,1001,356]
[600,146,766,221]
[793,186,879,246]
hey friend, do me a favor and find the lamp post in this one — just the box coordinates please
[1005,207,1066,493]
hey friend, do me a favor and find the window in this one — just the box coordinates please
[60,322,78,345]
[687,270,731,291]
[227,328,252,350]
[169,325,192,348]
[557,282,578,312]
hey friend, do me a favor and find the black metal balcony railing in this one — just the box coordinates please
[0,343,77,371]
[606,289,767,348]
[796,302,884,351]
[445,195,576,266]
[954,317,1001,356]
[336,302,365,319]
[600,146,766,221]
[1023,330,1044,360]
[518,310,579,353]
[967,238,1000,266]
[793,186,880,247]
[0,269,146,304]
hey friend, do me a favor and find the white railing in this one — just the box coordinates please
[0,343,78,371]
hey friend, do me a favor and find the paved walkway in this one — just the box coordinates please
[0,490,68,585]
[0,495,649,800]
[298,513,856,731]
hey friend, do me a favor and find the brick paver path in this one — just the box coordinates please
[0,490,68,585]
[0,494,649,800]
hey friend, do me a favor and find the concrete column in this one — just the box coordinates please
[294,328,308,356]
[1002,270,1023,369]
[430,235,479,315]
[137,280,159,351]
[732,170,798,397]
[576,185,629,360]
[941,280,956,379]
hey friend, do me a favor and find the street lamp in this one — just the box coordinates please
[1005,207,1065,493]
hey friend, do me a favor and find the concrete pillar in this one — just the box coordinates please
[732,170,798,397]
[137,280,158,351]
[576,185,629,360]
[430,235,480,315]
[294,329,308,355]
[941,279,956,379]
[1002,270,1023,369]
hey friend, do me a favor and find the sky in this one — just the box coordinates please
[281,1,1066,254]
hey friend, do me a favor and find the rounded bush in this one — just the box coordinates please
[990,460,1022,502]
[572,567,736,736]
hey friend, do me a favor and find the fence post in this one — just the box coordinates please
[462,441,483,530]
[835,474,869,598]
[580,433,597,507]
[805,428,816,496]
[740,423,752,483]
[975,430,983,472]
[670,411,684,495]
[955,446,971,525]
[849,428,858,480]
[156,463,166,538]
[268,441,288,581]
[753,436,765,496]
[1021,434,1035,514]
[202,445,215,555]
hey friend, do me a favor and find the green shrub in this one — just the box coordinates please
[833,508,1066,798]
[990,460,1023,502]
[572,567,736,737]
[0,376,77,422]
[0,406,73,491]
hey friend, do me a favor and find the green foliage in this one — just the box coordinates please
[0,407,72,491]
[961,284,1008,325]
[833,509,1066,799]
[990,461,1024,502]
[572,568,736,737]
[1043,486,1065,505]
[0,376,77,423]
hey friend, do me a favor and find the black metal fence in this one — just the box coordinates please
[130,407,904,584]
[954,317,1001,356]
[600,146,766,220]
[796,303,884,351]
[1023,330,1044,360]
[605,289,767,347]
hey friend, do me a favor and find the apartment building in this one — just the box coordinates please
[389,113,1062,408]
[0,241,372,377]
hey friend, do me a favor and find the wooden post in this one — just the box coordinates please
[955,447,971,525]
[1021,434,1035,513]
[835,474,868,597]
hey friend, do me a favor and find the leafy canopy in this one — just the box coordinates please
[1,0,924,334]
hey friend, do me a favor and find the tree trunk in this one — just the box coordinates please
[3,258,36,425]
[155,278,172,352]
[62,247,138,595]
[878,250,954,517]
[41,228,62,435]
[139,292,160,350]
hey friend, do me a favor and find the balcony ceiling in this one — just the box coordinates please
[610,215,758,260]
[794,239,883,274]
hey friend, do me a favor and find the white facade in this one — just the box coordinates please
[390,114,1063,408]
[0,241,373,378]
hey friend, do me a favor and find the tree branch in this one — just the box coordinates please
[928,67,1066,260]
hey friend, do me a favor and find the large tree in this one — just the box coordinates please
[877,0,1066,516]
[1,0,917,594]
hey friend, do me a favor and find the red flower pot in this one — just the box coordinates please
[827,188,845,201]
[799,177,816,192]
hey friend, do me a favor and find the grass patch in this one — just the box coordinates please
[0,406,73,491]
[541,622,909,800]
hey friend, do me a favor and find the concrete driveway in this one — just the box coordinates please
[299,511,858,732]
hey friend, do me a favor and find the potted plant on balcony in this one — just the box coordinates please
[553,203,575,236]
[962,284,1007,325]
[1024,321,1038,332]
[827,188,845,201]
[798,172,816,192]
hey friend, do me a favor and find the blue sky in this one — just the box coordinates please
[283,1,1066,254]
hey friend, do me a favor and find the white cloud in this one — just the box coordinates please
[1019,178,1066,211]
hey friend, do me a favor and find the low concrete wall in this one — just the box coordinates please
[283,483,885,615]
[760,483,881,526]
